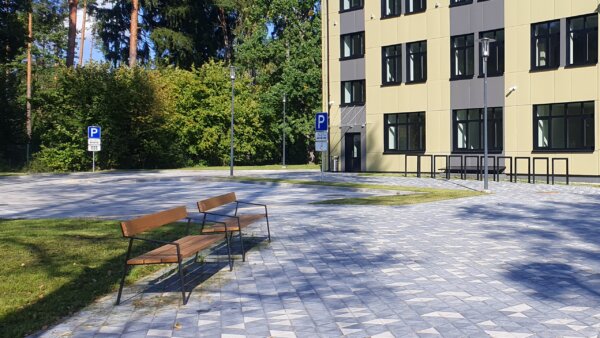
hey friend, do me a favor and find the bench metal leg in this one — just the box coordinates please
[116,238,134,305]
[226,232,234,271]
[265,209,271,242]
[178,259,187,305]
[238,231,246,262]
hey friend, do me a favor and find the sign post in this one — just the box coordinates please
[87,126,101,172]
[315,112,328,181]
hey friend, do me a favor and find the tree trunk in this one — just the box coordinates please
[218,7,231,61]
[78,0,87,67]
[129,0,139,67]
[26,9,32,159]
[66,0,78,67]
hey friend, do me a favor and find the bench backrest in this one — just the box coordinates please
[197,192,237,212]
[120,206,188,237]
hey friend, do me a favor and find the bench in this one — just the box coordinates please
[116,206,231,305]
[197,192,270,264]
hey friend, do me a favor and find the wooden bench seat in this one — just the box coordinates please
[116,206,232,305]
[197,192,270,264]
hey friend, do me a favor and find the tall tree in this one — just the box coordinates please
[77,0,87,66]
[128,0,138,67]
[66,0,78,67]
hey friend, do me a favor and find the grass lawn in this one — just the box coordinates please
[226,177,484,205]
[0,219,190,337]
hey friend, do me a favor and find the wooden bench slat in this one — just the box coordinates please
[198,192,237,212]
[202,214,266,233]
[121,206,188,237]
[127,234,224,265]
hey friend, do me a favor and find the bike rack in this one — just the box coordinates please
[464,155,481,180]
[551,157,570,185]
[433,155,449,179]
[514,157,531,183]
[479,155,497,181]
[532,157,550,184]
[419,154,434,178]
[448,155,465,179]
[404,154,420,177]
[496,156,513,182]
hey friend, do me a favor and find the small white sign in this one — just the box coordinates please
[88,139,101,146]
[316,141,328,152]
[315,131,328,141]
[88,144,101,152]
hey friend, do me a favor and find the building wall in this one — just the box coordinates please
[323,0,600,176]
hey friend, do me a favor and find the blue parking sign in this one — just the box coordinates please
[315,112,328,131]
[88,126,101,139]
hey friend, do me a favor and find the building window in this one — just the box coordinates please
[534,102,595,151]
[340,0,363,12]
[384,112,426,153]
[406,40,427,83]
[341,80,365,106]
[567,14,598,66]
[453,107,503,152]
[480,29,504,77]
[451,34,474,80]
[405,0,425,14]
[382,0,401,17]
[449,0,473,7]
[340,32,365,60]
[531,20,560,70]
[382,44,401,85]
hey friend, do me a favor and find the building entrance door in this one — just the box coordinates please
[344,133,361,172]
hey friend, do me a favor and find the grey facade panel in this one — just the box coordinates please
[450,0,504,35]
[340,9,365,35]
[340,58,366,81]
[340,105,366,127]
[451,77,505,109]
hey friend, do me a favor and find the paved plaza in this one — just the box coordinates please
[1,170,600,337]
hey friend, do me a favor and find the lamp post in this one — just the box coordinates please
[282,94,287,168]
[480,37,495,191]
[230,66,235,177]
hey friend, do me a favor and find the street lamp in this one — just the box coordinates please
[282,94,287,168]
[230,66,235,177]
[480,37,495,191]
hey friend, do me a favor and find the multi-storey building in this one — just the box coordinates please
[322,0,600,178]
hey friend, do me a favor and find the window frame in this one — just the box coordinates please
[340,0,364,12]
[566,14,598,67]
[531,19,561,71]
[449,0,473,8]
[382,44,402,86]
[384,112,426,154]
[479,29,504,77]
[451,33,475,80]
[341,80,366,106]
[406,40,427,84]
[381,0,401,18]
[533,101,595,152]
[452,107,504,153]
[405,0,426,14]
[340,31,365,60]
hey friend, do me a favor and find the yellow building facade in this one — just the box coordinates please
[322,0,600,178]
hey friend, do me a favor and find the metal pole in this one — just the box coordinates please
[483,56,489,190]
[92,151,95,173]
[230,73,235,176]
[283,94,286,168]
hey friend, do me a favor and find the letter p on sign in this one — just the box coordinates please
[315,112,328,131]
[88,126,101,139]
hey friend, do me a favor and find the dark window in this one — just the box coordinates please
[534,102,595,151]
[449,0,473,7]
[382,0,401,17]
[531,20,560,70]
[406,40,427,83]
[453,107,503,152]
[480,29,504,77]
[384,112,426,153]
[341,80,365,106]
[451,34,474,79]
[405,0,426,14]
[340,0,363,12]
[567,14,598,66]
[340,32,365,59]
[382,44,402,85]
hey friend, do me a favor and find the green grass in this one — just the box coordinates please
[181,164,320,171]
[0,219,190,337]
[225,176,484,205]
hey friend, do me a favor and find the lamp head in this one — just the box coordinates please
[229,66,236,80]
[479,37,496,58]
